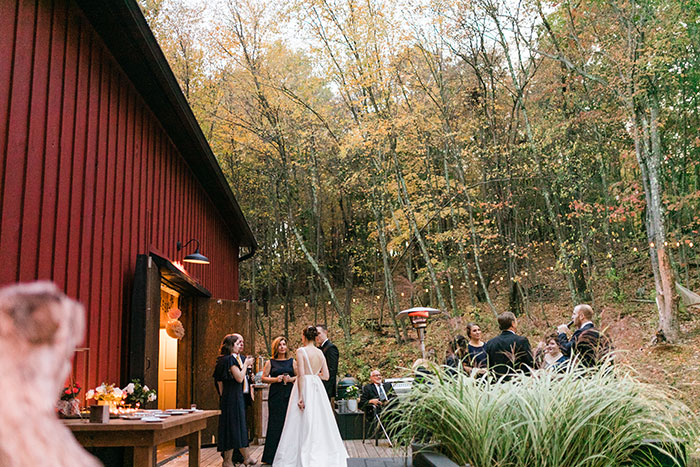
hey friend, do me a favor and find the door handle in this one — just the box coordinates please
[146,358,151,370]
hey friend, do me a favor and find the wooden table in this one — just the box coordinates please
[63,410,220,467]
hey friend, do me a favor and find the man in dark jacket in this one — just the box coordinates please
[557,304,610,367]
[315,324,339,400]
[359,369,394,413]
[359,369,394,444]
[484,312,534,381]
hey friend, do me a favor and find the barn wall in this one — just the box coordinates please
[0,0,241,389]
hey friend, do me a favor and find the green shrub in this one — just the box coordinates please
[386,364,696,466]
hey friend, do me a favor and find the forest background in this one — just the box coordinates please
[139,0,700,412]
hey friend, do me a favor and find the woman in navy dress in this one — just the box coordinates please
[260,336,297,464]
[213,333,255,466]
[465,323,487,371]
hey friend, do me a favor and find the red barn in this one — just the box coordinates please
[0,0,257,423]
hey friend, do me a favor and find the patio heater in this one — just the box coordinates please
[397,307,442,359]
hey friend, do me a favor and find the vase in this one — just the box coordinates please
[57,399,80,417]
[347,398,358,412]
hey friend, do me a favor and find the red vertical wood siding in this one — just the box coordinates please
[0,0,242,391]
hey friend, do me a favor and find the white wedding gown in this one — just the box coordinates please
[272,347,348,466]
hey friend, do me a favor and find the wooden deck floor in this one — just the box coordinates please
[162,440,410,466]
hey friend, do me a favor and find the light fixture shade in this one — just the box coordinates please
[183,248,210,264]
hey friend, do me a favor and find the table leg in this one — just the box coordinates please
[133,446,154,467]
[187,430,201,467]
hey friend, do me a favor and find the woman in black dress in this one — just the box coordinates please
[213,333,255,466]
[260,336,297,464]
[465,323,487,372]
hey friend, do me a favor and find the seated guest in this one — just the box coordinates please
[359,369,395,443]
[465,323,487,371]
[484,312,534,381]
[411,358,434,384]
[542,333,567,370]
[359,369,394,413]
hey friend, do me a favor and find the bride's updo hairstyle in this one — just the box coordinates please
[303,325,319,342]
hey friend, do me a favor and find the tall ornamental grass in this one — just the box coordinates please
[385,364,696,466]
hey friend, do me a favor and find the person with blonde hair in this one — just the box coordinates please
[260,336,297,464]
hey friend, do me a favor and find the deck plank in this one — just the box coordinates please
[161,441,410,466]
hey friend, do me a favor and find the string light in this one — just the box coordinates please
[305,303,309,307]
[327,301,331,305]
[401,292,405,297]
[376,295,380,300]
[650,242,655,248]
[633,247,638,252]
[281,305,284,309]
[690,242,694,248]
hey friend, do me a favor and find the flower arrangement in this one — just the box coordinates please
[85,383,125,404]
[122,378,157,407]
[344,384,359,399]
[60,382,81,401]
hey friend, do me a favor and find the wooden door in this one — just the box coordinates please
[191,299,255,445]
[128,254,161,402]
[158,329,178,410]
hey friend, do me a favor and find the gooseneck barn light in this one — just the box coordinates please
[176,239,210,265]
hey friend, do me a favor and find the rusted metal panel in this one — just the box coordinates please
[0,0,243,393]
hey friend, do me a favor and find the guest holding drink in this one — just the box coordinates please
[213,333,256,466]
[465,323,487,371]
[260,336,297,464]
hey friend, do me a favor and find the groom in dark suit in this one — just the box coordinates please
[484,312,533,380]
[315,324,339,400]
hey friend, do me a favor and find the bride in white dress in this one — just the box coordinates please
[272,326,349,466]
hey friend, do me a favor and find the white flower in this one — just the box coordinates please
[143,385,149,392]
[112,388,123,398]
[123,383,135,394]
[86,390,95,399]
[96,384,106,394]
[147,393,157,402]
